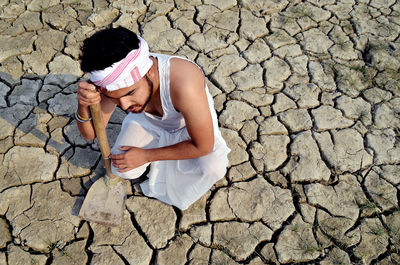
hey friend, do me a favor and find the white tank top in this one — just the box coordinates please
[144,53,217,134]
[143,53,186,132]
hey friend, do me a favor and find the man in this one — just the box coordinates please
[76,27,230,210]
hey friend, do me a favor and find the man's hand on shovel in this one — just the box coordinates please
[77,81,102,108]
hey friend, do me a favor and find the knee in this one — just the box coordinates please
[116,123,157,149]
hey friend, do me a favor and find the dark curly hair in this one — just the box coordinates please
[80,27,140,72]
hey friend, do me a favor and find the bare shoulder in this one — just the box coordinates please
[169,57,206,110]
[169,57,205,90]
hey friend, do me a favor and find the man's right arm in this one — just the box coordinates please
[76,81,116,141]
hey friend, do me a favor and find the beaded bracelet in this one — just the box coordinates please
[74,111,92,122]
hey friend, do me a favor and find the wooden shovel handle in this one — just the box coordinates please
[90,103,116,179]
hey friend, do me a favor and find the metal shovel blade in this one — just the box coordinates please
[79,176,126,227]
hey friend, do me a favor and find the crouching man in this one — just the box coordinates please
[76,27,230,210]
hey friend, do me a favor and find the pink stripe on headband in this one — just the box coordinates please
[131,66,141,83]
[94,41,142,87]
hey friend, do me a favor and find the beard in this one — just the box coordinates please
[129,75,153,113]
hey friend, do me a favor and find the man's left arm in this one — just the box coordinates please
[145,60,214,160]
[110,60,214,172]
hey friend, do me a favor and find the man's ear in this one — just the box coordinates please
[146,57,156,79]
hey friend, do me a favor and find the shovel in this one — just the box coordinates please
[79,102,126,227]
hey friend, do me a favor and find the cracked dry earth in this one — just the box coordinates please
[0,0,400,264]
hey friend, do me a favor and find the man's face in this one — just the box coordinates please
[100,75,153,113]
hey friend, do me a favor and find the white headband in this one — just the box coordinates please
[89,36,153,91]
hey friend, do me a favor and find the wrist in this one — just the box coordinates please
[143,148,154,163]
[75,110,92,122]
[77,104,91,118]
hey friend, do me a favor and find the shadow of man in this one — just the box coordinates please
[0,72,128,216]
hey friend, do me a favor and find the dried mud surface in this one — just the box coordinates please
[0,0,400,264]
